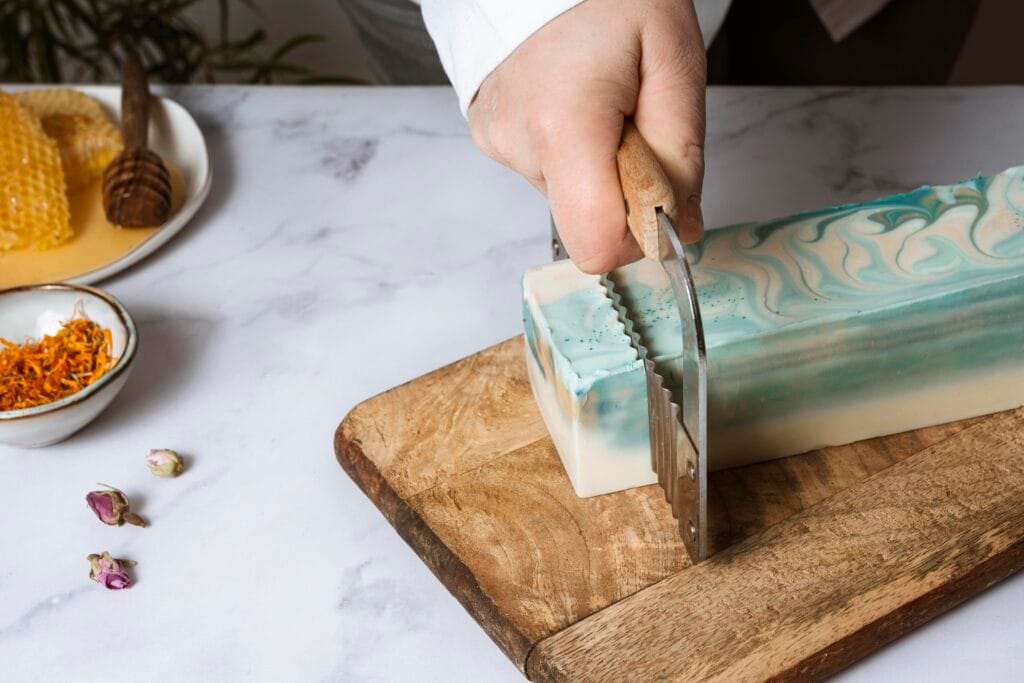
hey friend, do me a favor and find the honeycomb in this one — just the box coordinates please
[0,91,72,251]
[15,89,123,193]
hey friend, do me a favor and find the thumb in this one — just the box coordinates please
[633,5,707,243]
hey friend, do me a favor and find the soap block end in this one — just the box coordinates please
[522,328,656,499]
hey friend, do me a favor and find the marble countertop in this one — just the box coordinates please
[2,85,1022,682]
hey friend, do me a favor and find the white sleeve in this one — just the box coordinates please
[416,0,731,118]
[418,0,586,116]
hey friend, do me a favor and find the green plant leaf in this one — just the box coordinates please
[0,0,361,86]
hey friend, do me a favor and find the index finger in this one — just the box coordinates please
[541,111,642,274]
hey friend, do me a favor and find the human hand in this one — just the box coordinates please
[468,0,707,273]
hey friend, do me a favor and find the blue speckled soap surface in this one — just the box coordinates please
[534,285,639,386]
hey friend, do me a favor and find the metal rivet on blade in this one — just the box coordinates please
[688,520,697,541]
[687,460,696,481]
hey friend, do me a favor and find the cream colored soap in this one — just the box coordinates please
[524,166,1024,497]
[523,264,652,497]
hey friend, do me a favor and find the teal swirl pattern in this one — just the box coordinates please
[524,165,1024,474]
[599,165,1024,434]
[688,166,1024,346]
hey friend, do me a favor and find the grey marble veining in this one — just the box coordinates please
[0,85,1021,682]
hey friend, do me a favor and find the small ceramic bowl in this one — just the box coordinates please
[0,284,137,448]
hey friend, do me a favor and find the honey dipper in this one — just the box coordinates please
[102,52,172,227]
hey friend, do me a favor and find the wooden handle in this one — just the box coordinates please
[121,51,149,149]
[104,49,172,228]
[616,121,679,260]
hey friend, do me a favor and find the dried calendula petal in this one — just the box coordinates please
[145,449,184,477]
[14,88,123,193]
[0,312,115,411]
[87,551,135,590]
[0,90,72,251]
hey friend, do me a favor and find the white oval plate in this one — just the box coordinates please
[10,85,212,285]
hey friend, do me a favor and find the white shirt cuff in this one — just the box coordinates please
[420,0,586,116]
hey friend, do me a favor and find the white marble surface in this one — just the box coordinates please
[1,85,1023,682]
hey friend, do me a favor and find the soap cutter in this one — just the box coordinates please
[614,122,708,563]
[547,123,708,562]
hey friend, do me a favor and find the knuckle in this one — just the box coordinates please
[527,112,565,156]
[652,34,706,87]
[471,120,512,167]
[487,120,514,155]
[684,141,705,168]
[469,122,493,156]
[672,45,707,85]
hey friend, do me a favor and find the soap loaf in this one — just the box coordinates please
[524,166,1024,497]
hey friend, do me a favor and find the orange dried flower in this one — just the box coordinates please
[0,308,115,411]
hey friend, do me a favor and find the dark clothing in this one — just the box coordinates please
[341,0,980,87]
[707,0,980,85]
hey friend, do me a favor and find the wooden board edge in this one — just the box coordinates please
[775,535,1024,681]
[522,535,1024,682]
[334,416,536,672]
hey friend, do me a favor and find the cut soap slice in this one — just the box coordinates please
[523,264,652,497]
[524,165,1024,497]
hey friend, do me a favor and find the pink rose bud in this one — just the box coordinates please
[145,449,183,478]
[87,551,135,590]
[85,485,146,527]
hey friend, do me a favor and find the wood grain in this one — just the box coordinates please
[617,121,679,259]
[335,335,1020,677]
[409,438,686,647]
[528,407,1024,682]
[338,339,547,500]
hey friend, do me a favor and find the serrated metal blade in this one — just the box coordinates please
[598,210,707,563]
[654,209,708,563]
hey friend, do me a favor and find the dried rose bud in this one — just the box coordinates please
[85,485,146,527]
[87,551,135,590]
[145,449,183,478]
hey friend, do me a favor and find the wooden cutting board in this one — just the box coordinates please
[335,336,1024,681]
